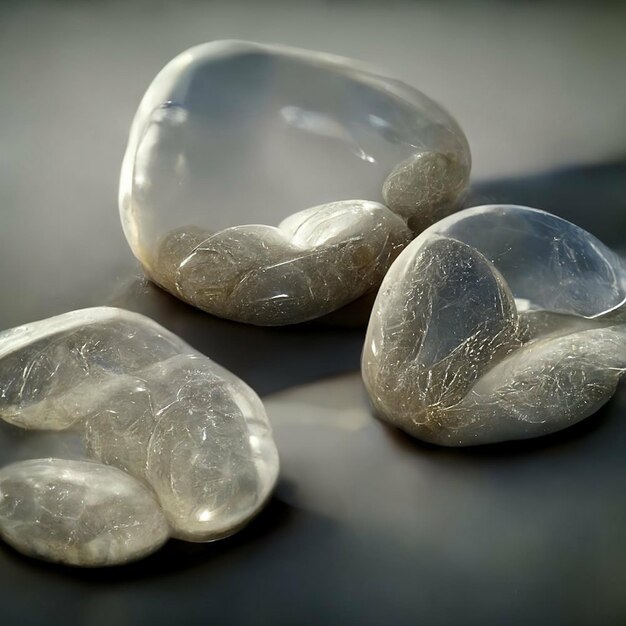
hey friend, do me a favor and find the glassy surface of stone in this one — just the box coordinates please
[152,201,411,325]
[362,205,626,445]
[0,307,279,564]
[119,41,470,325]
[0,459,169,567]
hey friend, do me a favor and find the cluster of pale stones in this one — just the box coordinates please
[3,43,625,569]
[362,206,626,446]
[0,42,475,569]
[0,308,279,566]
[1,212,625,568]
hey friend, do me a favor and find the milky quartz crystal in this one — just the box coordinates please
[362,205,626,446]
[0,308,279,565]
[119,41,470,325]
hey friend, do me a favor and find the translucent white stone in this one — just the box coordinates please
[119,40,470,325]
[0,459,169,567]
[0,307,279,562]
[362,205,626,446]
[0,308,181,431]
[426,205,626,318]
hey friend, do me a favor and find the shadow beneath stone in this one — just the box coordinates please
[106,275,366,397]
[0,494,295,584]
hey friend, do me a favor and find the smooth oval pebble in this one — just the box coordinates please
[144,358,273,540]
[119,40,470,325]
[0,307,279,552]
[362,205,626,445]
[0,459,169,567]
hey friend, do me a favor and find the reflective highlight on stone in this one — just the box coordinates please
[0,459,169,567]
[0,307,279,563]
[362,205,626,446]
[119,40,470,325]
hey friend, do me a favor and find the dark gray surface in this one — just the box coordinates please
[1,2,626,625]
[1,161,625,626]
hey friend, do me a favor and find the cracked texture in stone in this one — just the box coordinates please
[362,205,626,446]
[0,307,279,564]
[119,40,470,325]
[149,201,411,325]
[0,459,169,567]
[382,151,469,233]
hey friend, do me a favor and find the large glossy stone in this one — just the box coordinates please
[0,459,169,567]
[0,307,279,562]
[119,40,470,325]
[362,205,626,445]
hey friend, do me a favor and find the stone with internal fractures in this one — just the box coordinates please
[84,353,277,541]
[149,200,411,325]
[0,307,279,558]
[362,235,521,438]
[145,358,267,540]
[362,205,626,445]
[120,41,471,326]
[0,308,182,430]
[82,374,158,479]
[0,459,169,567]
[443,325,626,444]
[382,151,470,233]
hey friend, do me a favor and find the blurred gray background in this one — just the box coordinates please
[0,2,625,626]
[1,0,625,328]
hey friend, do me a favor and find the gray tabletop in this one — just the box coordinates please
[1,2,625,625]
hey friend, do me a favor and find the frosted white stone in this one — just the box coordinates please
[362,205,626,445]
[119,40,470,325]
[0,307,279,563]
[0,459,169,567]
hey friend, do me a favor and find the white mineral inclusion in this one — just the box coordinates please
[119,40,470,325]
[362,205,626,446]
[0,307,279,565]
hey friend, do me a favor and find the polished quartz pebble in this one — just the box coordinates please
[0,459,169,567]
[0,307,279,564]
[119,40,470,325]
[362,205,626,445]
